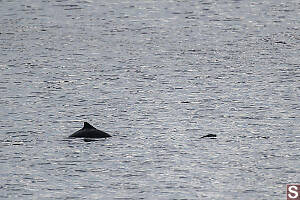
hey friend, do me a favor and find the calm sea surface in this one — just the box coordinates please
[0,0,299,199]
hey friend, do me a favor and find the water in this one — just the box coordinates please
[0,0,299,199]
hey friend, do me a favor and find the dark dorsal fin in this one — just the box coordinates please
[83,122,95,129]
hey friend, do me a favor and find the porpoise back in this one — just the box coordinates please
[69,122,112,138]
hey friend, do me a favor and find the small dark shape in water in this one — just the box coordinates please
[257,136,270,139]
[201,134,217,139]
[181,101,190,104]
[69,122,112,138]
[274,41,287,44]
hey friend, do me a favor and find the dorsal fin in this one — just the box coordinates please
[83,122,95,129]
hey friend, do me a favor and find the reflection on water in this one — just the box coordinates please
[0,0,299,199]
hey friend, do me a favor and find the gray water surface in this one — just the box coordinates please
[1,1,299,199]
